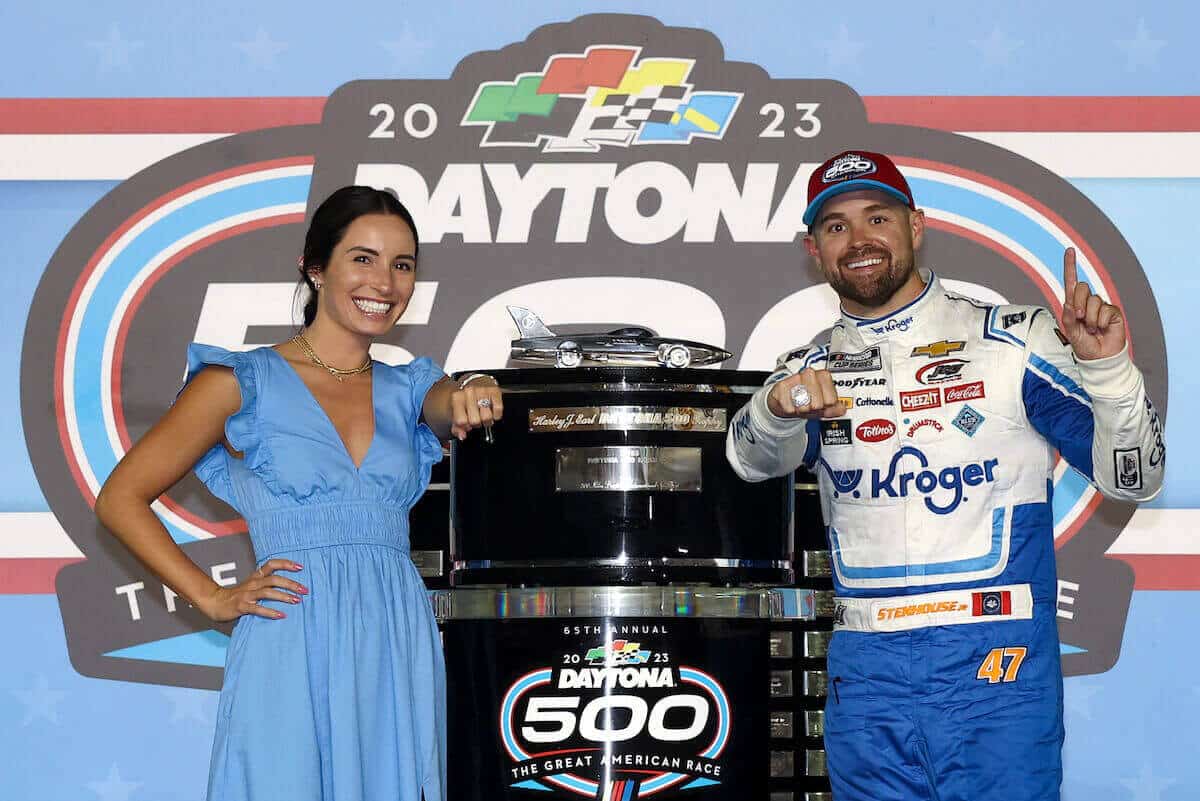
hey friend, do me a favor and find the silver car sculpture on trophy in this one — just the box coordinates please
[507,305,733,369]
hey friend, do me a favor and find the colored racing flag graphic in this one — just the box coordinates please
[462,46,740,151]
[598,778,640,800]
[585,639,651,665]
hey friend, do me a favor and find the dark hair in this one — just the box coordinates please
[297,186,419,327]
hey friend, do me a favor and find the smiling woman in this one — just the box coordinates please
[92,185,505,801]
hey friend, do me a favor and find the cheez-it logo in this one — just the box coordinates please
[900,388,941,411]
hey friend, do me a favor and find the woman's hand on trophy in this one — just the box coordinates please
[450,377,504,441]
[766,369,846,419]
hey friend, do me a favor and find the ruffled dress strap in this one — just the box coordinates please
[408,355,447,475]
[373,356,446,508]
[179,343,277,509]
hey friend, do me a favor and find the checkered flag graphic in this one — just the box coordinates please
[593,84,688,129]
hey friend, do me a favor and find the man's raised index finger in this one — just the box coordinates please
[1063,247,1078,299]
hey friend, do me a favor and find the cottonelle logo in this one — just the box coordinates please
[20,13,1167,688]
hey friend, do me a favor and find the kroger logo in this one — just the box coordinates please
[869,315,913,335]
[820,446,999,514]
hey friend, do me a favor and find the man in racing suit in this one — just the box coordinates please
[726,150,1165,801]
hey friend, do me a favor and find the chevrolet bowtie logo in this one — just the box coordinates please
[911,340,966,358]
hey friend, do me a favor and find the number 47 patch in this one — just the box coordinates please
[976,647,1028,684]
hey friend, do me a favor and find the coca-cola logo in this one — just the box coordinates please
[855,419,896,443]
[943,381,985,404]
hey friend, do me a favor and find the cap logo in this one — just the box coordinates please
[823,154,876,184]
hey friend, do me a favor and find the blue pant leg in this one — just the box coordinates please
[825,631,936,801]
[914,614,1064,801]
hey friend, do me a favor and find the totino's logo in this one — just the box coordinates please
[462,46,741,153]
[856,419,896,443]
[21,13,1168,692]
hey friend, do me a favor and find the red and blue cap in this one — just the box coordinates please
[802,150,916,227]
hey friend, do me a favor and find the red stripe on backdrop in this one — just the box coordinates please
[865,96,1200,131]
[1115,555,1200,591]
[5,555,1200,594]
[0,97,326,133]
[3,97,1200,134]
[0,558,80,594]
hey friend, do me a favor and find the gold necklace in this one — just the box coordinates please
[291,333,372,382]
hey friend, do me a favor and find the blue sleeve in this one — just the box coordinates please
[179,343,272,507]
[1020,310,1095,480]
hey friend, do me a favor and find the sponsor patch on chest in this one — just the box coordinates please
[943,381,985,404]
[855,419,896,443]
[951,404,986,437]
[915,358,970,385]
[820,418,852,446]
[827,347,882,372]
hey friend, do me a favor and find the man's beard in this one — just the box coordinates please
[826,250,915,310]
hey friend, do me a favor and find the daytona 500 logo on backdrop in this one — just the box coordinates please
[21,14,1167,687]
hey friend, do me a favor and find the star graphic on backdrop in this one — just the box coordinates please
[1119,763,1177,801]
[1064,681,1103,721]
[820,25,866,69]
[161,686,214,724]
[381,23,433,68]
[87,24,144,71]
[1116,19,1166,71]
[12,674,68,725]
[86,764,141,801]
[234,28,288,70]
[971,27,1024,67]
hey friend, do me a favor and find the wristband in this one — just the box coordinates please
[458,372,496,390]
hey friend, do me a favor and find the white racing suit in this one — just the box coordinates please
[727,272,1164,801]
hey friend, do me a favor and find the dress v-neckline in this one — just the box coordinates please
[268,348,378,472]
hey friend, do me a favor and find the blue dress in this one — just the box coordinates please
[183,344,446,801]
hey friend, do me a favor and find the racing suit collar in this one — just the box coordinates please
[840,269,939,344]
